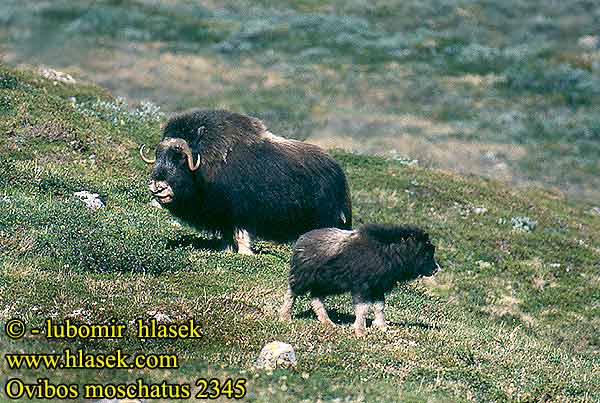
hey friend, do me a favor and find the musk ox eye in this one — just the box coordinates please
[171,152,185,163]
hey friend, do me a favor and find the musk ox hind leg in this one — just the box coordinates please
[234,228,253,255]
[311,298,335,327]
[279,287,295,321]
[372,298,388,331]
[352,292,369,337]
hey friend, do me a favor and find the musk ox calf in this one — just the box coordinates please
[279,224,439,336]
[140,109,352,254]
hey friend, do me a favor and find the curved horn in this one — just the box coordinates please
[160,138,200,171]
[139,144,156,164]
[188,154,201,171]
[182,147,201,171]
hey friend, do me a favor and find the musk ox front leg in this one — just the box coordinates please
[235,228,253,255]
[222,227,254,255]
[221,228,236,253]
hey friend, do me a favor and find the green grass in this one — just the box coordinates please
[1,65,599,402]
[2,0,600,201]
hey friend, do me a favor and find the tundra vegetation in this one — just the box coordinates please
[2,0,600,201]
[1,65,599,402]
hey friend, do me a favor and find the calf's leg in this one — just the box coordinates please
[311,298,335,327]
[372,297,387,331]
[352,293,369,336]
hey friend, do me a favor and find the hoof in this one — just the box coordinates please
[373,321,388,331]
[238,248,254,256]
[353,326,367,337]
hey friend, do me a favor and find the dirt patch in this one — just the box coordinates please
[308,123,526,183]
[63,43,289,109]
[442,74,504,87]
[21,121,72,141]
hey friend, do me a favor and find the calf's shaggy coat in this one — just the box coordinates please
[279,224,438,336]
[141,109,352,254]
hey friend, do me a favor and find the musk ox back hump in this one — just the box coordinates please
[218,134,352,240]
[359,224,428,244]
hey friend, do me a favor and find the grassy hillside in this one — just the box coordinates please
[1,65,599,402]
[2,0,600,201]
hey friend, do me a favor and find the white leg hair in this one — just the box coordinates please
[311,298,335,327]
[372,299,387,331]
[352,293,369,336]
[234,228,253,255]
[279,287,295,321]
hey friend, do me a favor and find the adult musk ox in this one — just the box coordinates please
[140,109,352,254]
[279,224,439,336]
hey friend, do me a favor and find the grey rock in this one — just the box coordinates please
[74,191,104,210]
[255,341,297,370]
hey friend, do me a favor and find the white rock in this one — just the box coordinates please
[255,341,297,370]
[476,260,493,269]
[146,310,172,323]
[591,207,600,216]
[578,35,599,49]
[482,151,497,162]
[473,207,488,215]
[39,67,76,84]
[74,191,105,210]
[67,308,89,320]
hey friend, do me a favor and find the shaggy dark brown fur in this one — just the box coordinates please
[143,109,352,254]
[279,224,439,336]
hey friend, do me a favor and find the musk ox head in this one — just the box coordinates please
[139,110,267,208]
[140,137,201,206]
[412,238,438,278]
[360,223,440,279]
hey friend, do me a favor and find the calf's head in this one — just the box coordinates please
[140,138,200,206]
[412,237,439,278]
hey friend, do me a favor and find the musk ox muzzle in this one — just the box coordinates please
[148,180,174,204]
[140,138,201,205]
